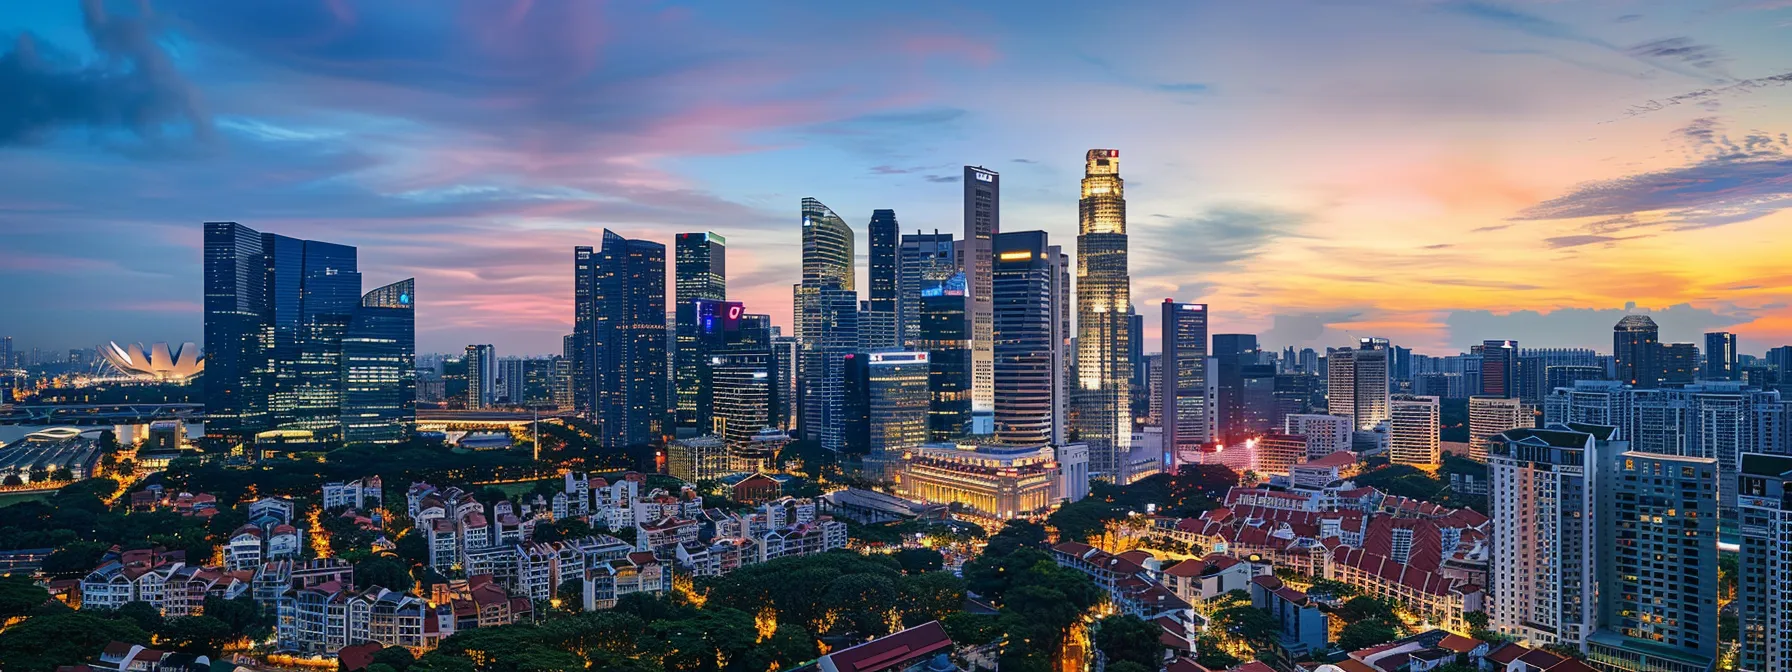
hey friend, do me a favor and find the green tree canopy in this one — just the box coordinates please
[1095,614,1167,670]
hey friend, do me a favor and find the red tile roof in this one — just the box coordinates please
[822,620,954,672]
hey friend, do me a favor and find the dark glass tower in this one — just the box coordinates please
[795,198,859,451]
[1162,301,1210,458]
[1614,315,1661,388]
[575,231,669,448]
[867,209,899,317]
[1704,331,1737,381]
[341,279,416,444]
[1128,307,1147,423]
[1212,333,1259,443]
[897,231,955,348]
[920,272,971,441]
[992,231,1066,446]
[674,232,726,430]
[1480,339,1518,398]
[204,222,270,444]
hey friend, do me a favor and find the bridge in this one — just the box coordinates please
[0,403,204,426]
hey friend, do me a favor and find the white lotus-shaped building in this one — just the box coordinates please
[102,342,205,382]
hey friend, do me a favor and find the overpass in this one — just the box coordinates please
[0,403,204,426]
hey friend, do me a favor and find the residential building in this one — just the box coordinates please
[1328,339,1391,431]
[1704,332,1738,381]
[1285,414,1353,459]
[1488,424,1611,648]
[1615,315,1662,388]
[1469,395,1528,462]
[1389,395,1442,469]
[1588,451,1718,672]
[1739,453,1792,672]
[1481,340,1518,398]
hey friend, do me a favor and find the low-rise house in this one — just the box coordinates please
[583,552,667,610]
[1249,575,1328,663]
[1161,554,1255,604]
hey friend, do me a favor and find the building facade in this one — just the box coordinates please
[795,198,859,452]
[1071,149,1134,483]
[1389,394,1441,469]
[674,232,726,431]
[992,231,1068,446]
[1163,302,1213,459]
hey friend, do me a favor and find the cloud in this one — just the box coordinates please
[1514,119,1792,228]
[1543,234,1650,248]
[0,0,213,148]
[1155,82,1212,94]
[1470,224,1513,232]
[1422,243,1453,250]
[1442,2,1729,81]
[1263,311,1364,349]
[1625,37,1728,75]
[924,174,959,183]
[1010,158,1037,164]
[1615,14,1644,23]
[1621,70,1792,117]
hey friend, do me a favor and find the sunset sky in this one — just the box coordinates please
[3,0,1790,357]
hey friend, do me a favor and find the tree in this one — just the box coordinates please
[941,612,1003,647]
[823,573,899,638]
[1212,604,1280,651]
[1095,615,1167,670]
[113,600,165,633]
[159,615,233,657]
[204,595,270,642]
[1106,662,1152,672]
[1194,635,1242,670]
[554,578,584,611]
[50,468,74,482]
[357,555,416,592]
[1337,619,1401,652]
[1334,596,1400,624]
[370,645,417,671]
[97,430,122,453]
[0,574,50,621]
[0,610,149,672]
[896,571,965,627]
[395,533,431,568]
[894,547,944,574]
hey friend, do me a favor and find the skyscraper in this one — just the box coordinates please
[1615,315,1662,388]
[1213,333,1260,443]
[897,231,955,349]
[843,352,931,474]
[464,345,494,410]
[1591,450,1718,672]
[1326,339,1390,431]
[340,279,416,444]
[1468,395,1527,461]
[795,198,859,451]
[964,166,999,434]
[1480,339,1517,397]
[1161,301,1211,459]
[1387,394,1440,469]
[204,222,271,444]
[1072,149,1133,482]
[1489,424,1607,649]
[1739,453,1792,672]
[574,231,669,448]
[1129,307,1147,423]
[1704,332,1738,381]
[992,231,1068,446]
[674,232,726,431]
[1660,342,1698,386]
[1,336,11,370]
[865,210,900,351]
[920,272,971,442]
[771,335,799,431]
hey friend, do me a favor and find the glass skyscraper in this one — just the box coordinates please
[920,272,971,442]
[341,279,416,444]
[865,209,900,352]
[204,222,270,444]
[795,198,859,452]
[573,231,669,449]
[897,231,955,349]
[992,231,1068,446]
[674,232,726,431]
[1072,149,1133,482]
[963,167,999,433]
[1162,301,1211,459]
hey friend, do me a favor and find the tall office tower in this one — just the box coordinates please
[795,198,859,451]
[1128,307,1148,423]
[1273,372,1319,424]
[1387,394,1441,469]
[771,336,799,430]
[919,272,972,441]
[1704,332,1738,381]
[1326,339,1391,431]
[1591,450,1718,672]
[1,336,11,369]
[496,357,524,404]
[442,357,468,408]
[842,352,931,471]
[1768,346,1792,378]
[1285,413,1353,459]
[204,222,271,443]
[574,232,669,448]
[1143,354,1164,426]
[1162,302,1212,458]
[674,232,726,430]
[1615,315,1662,388]
[1212,334,1259,444]
[897,231,956,348]
[572,246,597,417]
[1468,395,1527,461]
[964,167,1000,434]
[1489,424,1607,649]
[1297,348,1318,375]
[1740,453,1792,672]
[1072,149,1133,482]
[259,235,361,435]
[862,210,900,352]
[992,231,1067,446]
[1392,345,1413,389]
[1660,342,1698,386]
[464,345,494,410]
[1239,364,1280,439]
[341,279,416,444]
[1480,339,1518,397]
[712,350,773,454]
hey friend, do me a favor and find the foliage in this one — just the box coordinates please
[1047,465,1235,542]
[0,574,50,621]
[162,439,540,507]
[896,571,966,627]
[357,555,417,592]
[894,547,944,574]
[1333,596,1400,624]
[1194,635,1242,670]
[1095,615,1167,670]
[114,600,165,633]
[1337,618,1402,652]
[1105,662,1152,672]
[941,612,1004,646]
[1212,603,1281,652]
[40,540,110,578]
[371,645,418,671]
[158,615,233,657]
[204,594,273,642]
[0,610,151,672]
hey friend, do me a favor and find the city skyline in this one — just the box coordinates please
[5,2,1792,357]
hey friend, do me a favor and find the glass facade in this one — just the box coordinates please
[574,231,669,448]
[674,232,726,430]
[920,273,971,442]
[341,279,416,444]
[1072,149,1133,482]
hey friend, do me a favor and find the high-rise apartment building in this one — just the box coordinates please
[897,231,955,349]
[1468,395,1527,461]
[1704,332,1738,381]
[1285,414,1353,459]
[795,198,859,452]
[964,167,999,434]
[1660,342,1698,386]
[674,232,726,431]
[1388,394,1441,469]
[1480,339,1517,397]
[1162,302,1212,459]
[1326,339,1390,431]
[1489,424,1608,649]
[339,279,416,444]
[1739,453,1792,672]
[1767,346,1792,379]
[1615,315,1662,388]
[573,231,668,449]
[919,273,971,442]
[992,231,1068,446]
[1589,450,1718,672]
[1071,149,1133,482]
[464,345,494,410]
